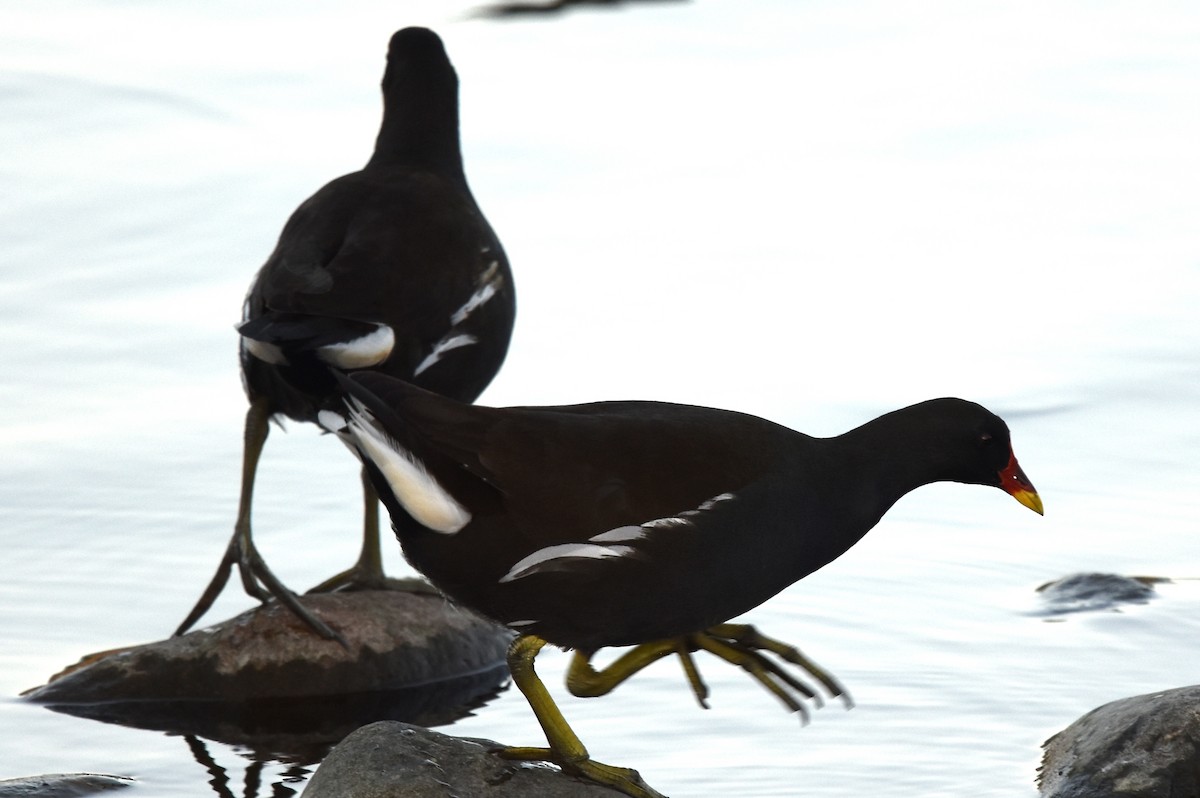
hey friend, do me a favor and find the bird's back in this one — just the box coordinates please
[239,26,515,425]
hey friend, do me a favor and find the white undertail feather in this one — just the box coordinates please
[316,324,395,369]
[344,398,471,534]
[316,410,366,460]
[316,409,348,435]
[242,337,288,366]
[238,321,394,370]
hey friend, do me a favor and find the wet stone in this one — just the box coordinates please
[26,589,510,703]
[21,590,513,759]
[1039,685,1200,798]
[301,721,625,797]
[0,773,134,797]
[1033,573,1166,617]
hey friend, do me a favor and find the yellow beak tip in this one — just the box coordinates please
[1013,489,1044,516]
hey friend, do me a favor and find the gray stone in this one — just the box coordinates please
[302,721,625,797]
[1039,685,1200,797]
[0,773,133,797]
[25,589,510,703]
[21,590,512,759]
[1033,573,1166,617]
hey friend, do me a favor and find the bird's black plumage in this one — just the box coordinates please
[336,373,1041,795]
[338,373,1041,796]
[176,27,515,639]
[341,373,1040,651]
[241,28,513,417]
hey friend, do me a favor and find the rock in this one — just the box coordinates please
[0,773,134,797]
[1038,685,1200,797]
[26,589,509,702]
[301,721,625,797]
[22,590,513,760]
[1033,573,1166,617]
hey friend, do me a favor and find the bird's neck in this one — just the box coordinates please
[368,78,466,181]
[831,408,960,521]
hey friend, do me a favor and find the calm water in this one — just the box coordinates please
[3,1,1199,796]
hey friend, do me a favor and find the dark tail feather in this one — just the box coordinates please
[333,370,421,445]
[335,370,500,495]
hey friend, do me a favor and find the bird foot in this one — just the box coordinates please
[306,564,390,594]
[499,746,666,798]
[566,626,850,720]
[694,623,852,720]
[174,530,346,646]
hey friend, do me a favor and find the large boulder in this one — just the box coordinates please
[1039,685,1200,797]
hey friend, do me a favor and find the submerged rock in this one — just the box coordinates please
[1033,573,1166,617]
[0,773,134,797]
[1038,685,1200,797]
[301,721,624,797]
[23,590,512,760]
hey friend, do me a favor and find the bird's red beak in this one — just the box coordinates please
[1000,448,1043,515]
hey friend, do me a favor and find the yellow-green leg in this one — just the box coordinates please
[500,635,666,798]
[566,624,850,720]
[306,467,391,593]
[173,397,344,644]
[567,639,712,708]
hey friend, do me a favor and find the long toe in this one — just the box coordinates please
[306,564,391,594]
[497,747,666,798]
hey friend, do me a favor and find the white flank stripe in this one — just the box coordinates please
[345,399,471,534]
[411,262,500,377]
[316,325,395,369]
[634,492,737,532]
[412,333,478,377]
[589,525,647,543]
[453,266,501,326]
[697,492,736,511]
[500,543,634,583]
[644,516,693,530]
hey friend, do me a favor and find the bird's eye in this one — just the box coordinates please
[978,432,994,446]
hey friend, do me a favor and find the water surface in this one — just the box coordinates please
[3,2,1199,795]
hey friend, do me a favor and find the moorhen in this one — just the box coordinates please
[175,28,515,640]
[334,372,1042,797]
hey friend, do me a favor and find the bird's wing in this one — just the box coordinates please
[342,372,780,539]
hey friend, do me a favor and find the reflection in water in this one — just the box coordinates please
[6,2,1200,796]
[40,666,508,795]
[43,666,510,761]
[184,736,307,798]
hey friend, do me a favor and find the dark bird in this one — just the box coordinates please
[175,28,516,641]
[334,372,1042,797]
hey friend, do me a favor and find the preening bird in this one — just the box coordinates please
[335,371,1043,798]
[175,28,515,640]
